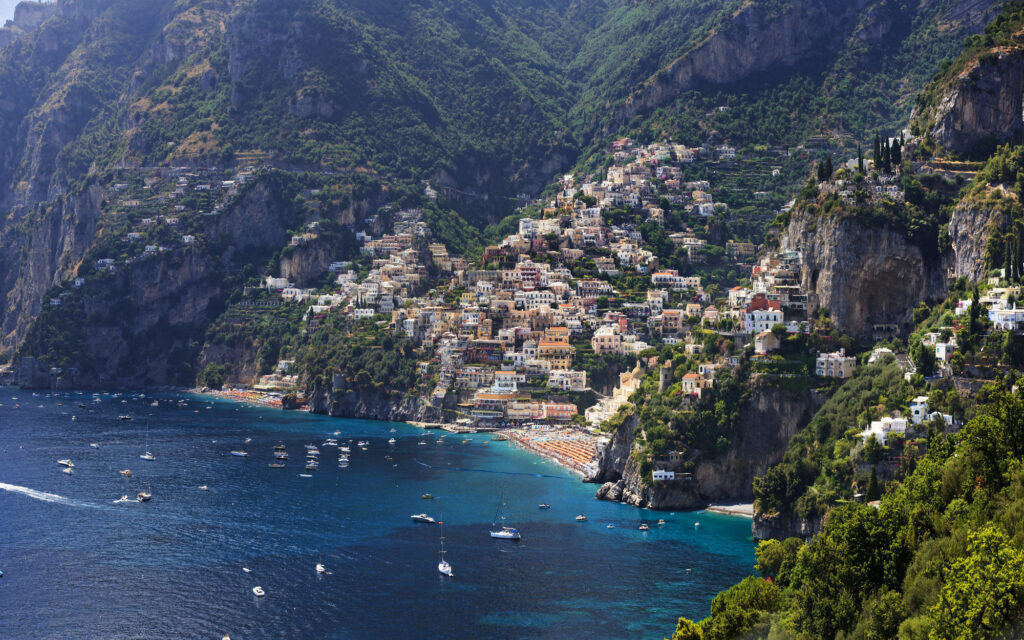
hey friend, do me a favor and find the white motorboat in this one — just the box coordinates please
[575,514,587,522]
[252,586,265,597]
[242,567,251,574]
[638,523,650,531]
[137,491,152,502]
[299,473,313,478]
[199,485,209,491]
[411,514,436,524]
[90,443,99,449]
[62,467,74,475]
[607,523,615,529]
[340,446,351,453]
[316,563,326,574]
[230,450,248,457]
[388,438,396,444]
[140,452,155,461]
[57,459,74,468]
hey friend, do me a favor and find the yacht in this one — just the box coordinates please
[607,523,615,529]
[338,454,349,462]
[418,441,427,446]
[357,440,369,447]
[137,491,152,502]
[274,444,286,451]
[90,443,99,449]
[339,446,351,454]
[299,473,313,478]
[638,523,650,531]
[62,467,73,475]
[306,447,320,456]
[274,451,288,460]
[242,568,251,574]
[575,514,588,522]
[252,586,265,597]
[140,452,155,461]
[388,438,396,445]
[316,563,326,574]
[490,496,521,540]
[305,461,319,471]
[411,514,436,524]
[230,450,248,457]
[199,485,209,491]
[538,503,550,509]
[657,519,666,525]
[57,459,74,468]
[422,493,434,500]
[304,444,318,451]
[323,439,338,447]
[118,415,132,421]
[269,463,285,468]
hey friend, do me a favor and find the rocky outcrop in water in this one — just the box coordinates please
[778,207,949,337]
[592,381,820,511]
[308,385,447,424]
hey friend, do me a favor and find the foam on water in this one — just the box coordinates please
[0,481,97,508]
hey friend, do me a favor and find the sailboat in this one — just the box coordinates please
[438,519,453,577]
[140,422,155,460]
[489,495,521,540]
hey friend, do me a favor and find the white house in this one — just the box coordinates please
[910,396,929,425]
[652,469,676,481]
[861,416,908,446]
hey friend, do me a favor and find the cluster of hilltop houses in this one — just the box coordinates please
[255,138,859,425]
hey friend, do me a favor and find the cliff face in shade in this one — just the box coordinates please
[591,381,820,511]
[777,206,950,337]
[927,48,1024,156]
[613,0,872,124]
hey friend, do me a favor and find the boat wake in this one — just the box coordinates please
[0,482,98,508]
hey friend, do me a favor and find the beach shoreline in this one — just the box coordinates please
[704,503,755,518]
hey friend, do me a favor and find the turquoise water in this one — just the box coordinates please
[0,388,753,639]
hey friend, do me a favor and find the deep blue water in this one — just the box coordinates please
[0,387,753,639]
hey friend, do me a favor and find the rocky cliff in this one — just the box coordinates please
[926,48,1024,157]
[308,386,446,424]
[947,192,1013,282]
[778,207,950,337]
[614,0,871,123]
[592,380,819,511]
[0,184,102,352]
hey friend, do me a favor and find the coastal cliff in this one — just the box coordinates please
[778,206,949,337]
[948,193,1012,282]
[308,386,446,423]
[592,381,819,511]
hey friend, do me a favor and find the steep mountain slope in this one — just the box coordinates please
[1,0,1005,376]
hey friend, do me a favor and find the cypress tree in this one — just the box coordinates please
[1004,235,1013,279]
[883,139,892,173]
[866,467,881,501]
[825,156,833,179]
[892,139,902,167]
[874,133,881,168]
[858,145,865,174]
[816,161,824,182]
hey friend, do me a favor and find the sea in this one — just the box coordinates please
[0,387,754,639]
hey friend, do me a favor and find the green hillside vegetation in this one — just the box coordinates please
[673,384,1024,640]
